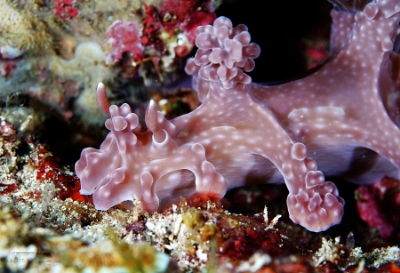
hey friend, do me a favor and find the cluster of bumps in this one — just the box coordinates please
[185,17,261,89]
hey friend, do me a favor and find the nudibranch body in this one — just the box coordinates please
[76,0,400,232]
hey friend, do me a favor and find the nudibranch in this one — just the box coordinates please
[75,0,400,232]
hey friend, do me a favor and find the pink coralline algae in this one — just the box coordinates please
[76,0,400,232]
[104,2,216,80]
[104,21,143,64]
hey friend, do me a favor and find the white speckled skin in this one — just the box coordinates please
[250,0,400,179]
[76,0,400,232]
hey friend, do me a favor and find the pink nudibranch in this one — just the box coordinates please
[76,0,400,232]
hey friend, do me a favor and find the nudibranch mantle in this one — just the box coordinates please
[76,0,400,232]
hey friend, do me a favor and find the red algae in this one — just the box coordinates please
[32,144,86,202]
[356,177,400,238]
[0,183,18,195]
[53,0,79,20]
